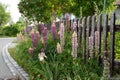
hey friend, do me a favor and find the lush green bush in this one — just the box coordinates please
[1,24,20,36]
[115,32,120,60]
[9,31,103,80]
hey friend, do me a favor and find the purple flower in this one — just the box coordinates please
[42,27,47,47]
[51,22,56,40]
[41,48,44,52]
[29,30,40,48]
[29,47,34,58]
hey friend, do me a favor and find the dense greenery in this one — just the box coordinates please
[18,0,115,23]
[9,32,103,79]
[0,23,21,36]
[0,2,10,27]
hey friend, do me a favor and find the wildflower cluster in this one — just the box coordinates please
[72,31,78,58]
[60,23,65,50]
[29,30,40,48]
[42,27,47,47]
[51,21,56,40]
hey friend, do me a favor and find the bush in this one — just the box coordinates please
[2,24,20,36]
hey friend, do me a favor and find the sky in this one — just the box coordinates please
[0,0,21,23]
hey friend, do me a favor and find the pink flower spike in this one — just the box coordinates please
[29,47,34,58]
[72,31,78,58]
[51,22,56,40]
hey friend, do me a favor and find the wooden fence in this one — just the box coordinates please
[43,12,119,77]
[62,12,116,76]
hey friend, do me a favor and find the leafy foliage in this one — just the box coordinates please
[1,23,20,36]
[18,0,115,22]
[10,31,103,79]
[0,2,10,27]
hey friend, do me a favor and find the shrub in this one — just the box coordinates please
[2,24,20,36]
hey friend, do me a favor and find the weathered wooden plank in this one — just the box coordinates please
[103,14,108,58]
[78,18,82,53]
[114,25,120,31]
[77,18,81,43]
[91,15,96,58]
[97,14,102,65]
[110,12,115,76]
[86,16,91,60]
[82,17,87,62]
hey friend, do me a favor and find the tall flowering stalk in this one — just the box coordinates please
[57,42,62,53]
[38,22,45,33]
[17,32,23,42]
[95,31,99,56]
[60,23,65,50]
[38,48,47,62]
[72,31,78,58]
[72,21,77,32]
[30,30,40,48]
[51,21,56,40]
[42,27,47,47]
[89,36,93,58]
[103,57,110,79]
[29,47,34,58]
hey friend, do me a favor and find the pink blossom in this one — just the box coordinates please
[42,27,47,47]
[29,47,34,58]
[29,30,40,48]
[51,22,56,40]
[60,23,65,49]
[72,31,78,58]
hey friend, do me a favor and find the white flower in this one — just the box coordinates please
[38,52,47,61]
[57,42,62,53]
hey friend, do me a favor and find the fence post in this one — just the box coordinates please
[110,12,115,76]
[91,15,96,58]
[103,14,108,58]
[82,17,87,62]
[97,14,102,65]
[78,18,82,46]
[86,16,91,61]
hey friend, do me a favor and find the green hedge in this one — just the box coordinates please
[1,24,20,36]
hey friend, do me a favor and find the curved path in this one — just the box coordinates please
[0,38,15,78]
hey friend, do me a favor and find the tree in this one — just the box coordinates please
[18,0,72,23]
[18,0,115,23]
[69,0,115,17]
[0,3,10,27]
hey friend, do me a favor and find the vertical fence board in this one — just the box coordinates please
[110,12,115,76]
[82,17,87,62]
[86,16,91,61]
[91,15,96,58]
[78,18,82,45]
[97,14,102,65]
[103,14,108,58]
[78,18,82,54]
